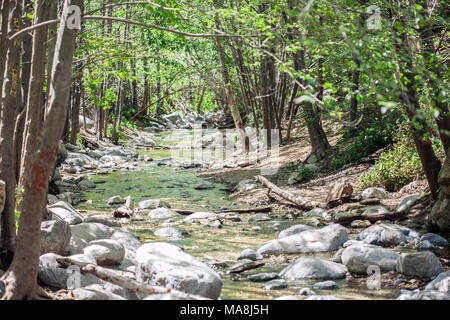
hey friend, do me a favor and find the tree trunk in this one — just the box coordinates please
[213,0,248,153]
[1,0,82,300]
[0,1,11,100]
[294,50,331,162]
[20,0,49,188]
[44,0,57,116]
[392,16,442,199]
[0,0,22,254]
[70,81,80,145]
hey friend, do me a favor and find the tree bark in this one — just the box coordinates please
[0,0,22,254]
[20,0,49,188]
[1,0,82,300]
[213,0,248,153]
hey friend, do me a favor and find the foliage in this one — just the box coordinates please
[296,164,319,182]
[358,124,425,192]
[331,119,396,170]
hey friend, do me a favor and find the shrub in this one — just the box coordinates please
[358,124,424,191]
[331,121,395,170]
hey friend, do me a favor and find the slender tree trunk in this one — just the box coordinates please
[0,1,11,100]
[1,0,82,300]
[0,0,22,254]
[20,0,49,188]
[20,0,32,106]
[213,0,248,152]
[44,0,57,117]
[70,81,80,145]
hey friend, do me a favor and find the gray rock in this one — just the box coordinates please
[78,180,96,189]
[420,233,448,247]
[357,223,419,246]
[428,194,450,231]
[84,215,121,228]
[305,295,344,300]
[203,220,222,229]
[414,290,450,300]
[280,257,347,280]
[109,229,142,253]
[107,196,125,206]
[38,253,102,289]
[48,201,84,225]
[257,224,349,255]
[425,271,450,293]
[139,199,171,209]
[418,240,433,251]
[72,284,126,300]
[304,208,331,220]
[396,251,443,278]
[275,296,300,300]
[396,195,419,212]
[248,273,279,282]
[312,280,340,290]
[248,213,271,223]
[341,243,400,274]
[84,239,125,266]
[299,288,316,296]
[184,211,217,222]
[361,187,389,200]
[136,242,222,299]
[264,279,287,290]
[237,249,263,261]
[40,220,71,256]
[148,208,181,220]
[333,248,345,263]
[68,223,116,255]
[194,183,216,190]
[47,194,59,205]
[154,227,190,240]
[362,205,390,216]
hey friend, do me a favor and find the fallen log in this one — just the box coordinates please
[172,206,272,216]
[56,257,209,300]
[255,175,325,210]
[334,211,409,226]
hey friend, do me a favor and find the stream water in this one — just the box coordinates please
[74,132,403,300]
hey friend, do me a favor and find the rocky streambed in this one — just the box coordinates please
[33,130,450,300]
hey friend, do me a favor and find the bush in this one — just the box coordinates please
[331,121,395,170]
[296,164,319,182]
[358,124,424,192]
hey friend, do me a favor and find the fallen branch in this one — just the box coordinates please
[255,175,325,210]
[228,262,265,274]
[334,211,409,226]
[56,257,209,300]
[172,206,272,216]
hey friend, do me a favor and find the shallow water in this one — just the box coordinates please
[76,157,407,300]
[74,132,412,300]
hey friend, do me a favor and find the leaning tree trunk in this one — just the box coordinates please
[0,0,22,254]
[0,0,82,300]
[393,17,442,199]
